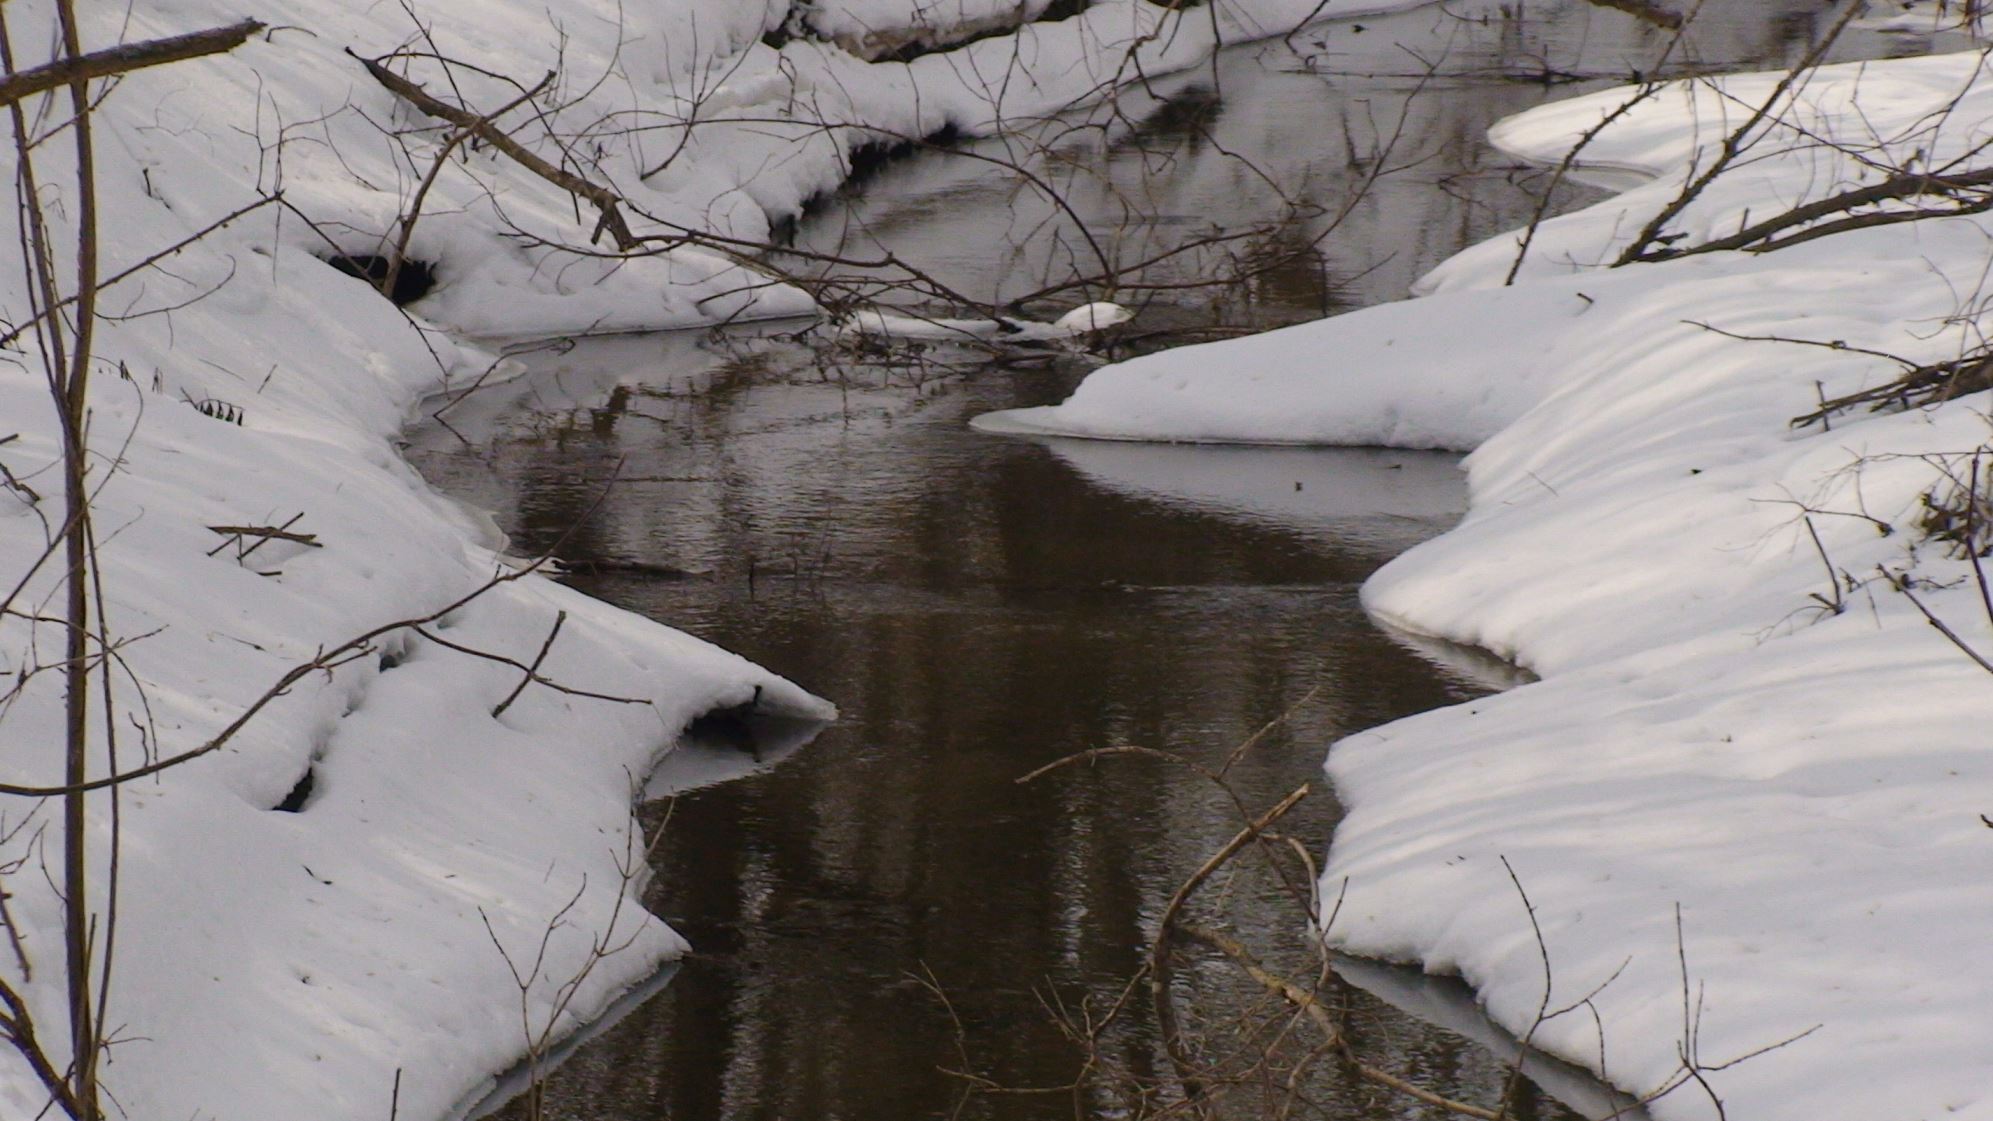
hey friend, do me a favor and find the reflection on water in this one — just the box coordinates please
[410,328,1616,1121]
[401,2,1954,1117]
[1039,438,1468,536]
[788,0,1956,323]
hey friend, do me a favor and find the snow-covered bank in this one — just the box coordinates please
[0,225,834,1119]
[3,0,1454,1117]
[977,44,1993,1121]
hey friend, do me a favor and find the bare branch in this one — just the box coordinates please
[0,20,265,109]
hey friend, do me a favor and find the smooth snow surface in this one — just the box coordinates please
[0,0,1440,1117]
[977,44,1993,1121]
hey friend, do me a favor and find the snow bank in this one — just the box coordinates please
[0,92,831,1121]
[975,45,1993,1121]
[3,0,1447,1116]
[66,0,1431,342]
[0,222,832,1120]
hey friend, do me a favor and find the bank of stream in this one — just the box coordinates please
[404,4,1953,1118]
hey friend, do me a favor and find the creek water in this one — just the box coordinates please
[405,3,1958,1118]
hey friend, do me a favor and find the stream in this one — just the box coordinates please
[404,3,1956,1118]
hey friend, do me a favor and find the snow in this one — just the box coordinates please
[836,298,1130,341]
[972,43,1993,1121]
[1856,0,1987,36]
[0,0,1441,1117]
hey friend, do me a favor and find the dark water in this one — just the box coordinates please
[405,3,1961,1118]
[411,328,1588,1121]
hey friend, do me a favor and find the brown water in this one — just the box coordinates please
[411,328,1585,1120]
[405,3,1964,1118]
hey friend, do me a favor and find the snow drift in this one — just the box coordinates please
[0,0,1439,1117]
[977,43,1993,1121]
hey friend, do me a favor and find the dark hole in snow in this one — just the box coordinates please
[272,766,315,813]
[842,127,958,192]
[681,686,766,751]
[646,693,827,800]
[679,687,836,758]
[320,253,437,306]
[379,648,406,671]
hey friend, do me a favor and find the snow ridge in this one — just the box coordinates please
[977,46,1993,1121]
[0,0,1439,1117]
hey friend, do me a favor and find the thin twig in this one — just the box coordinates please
[491,610,567,718]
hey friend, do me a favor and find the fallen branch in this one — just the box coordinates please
[0,470,634,798]
[1178,924,1501,1120]
[1507,81,1666,285]
[1882,566,1993,676]
[205,521,321,553]
[1614,0,1863,266]
[0,19,264,108]
[1150,783,1310,1106]
[1789,349,1993,429]
[1640,165,1993,263]
[381,69,555,302]
[352,51,636,250]
[414,624,649,710]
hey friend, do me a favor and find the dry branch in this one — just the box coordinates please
[0,19,264,108]
[205,523,322,549]
[1642,164,1993,263]
[1149,783,1309,1107]
[1179,924,1503,1120]
[1790,350,1993,429]
[352,51,636,250]
[491,610,566,718]
[382,69,555,301]
[1613,0,1863,266]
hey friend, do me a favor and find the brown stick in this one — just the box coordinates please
[1150,784,1309,1108]
[0,979,86,1120]
[1614,0,1863,266]
[1507,83,1664,285]
[352,52,636,250]
[491,610,566,718]
[205,523,321,549]
[1649,165,1993,261]
[1885,567,1993,675]
[49,0,104,1109]
[381,69,554,301]
[1178,924,1502,1120]
[0,19,264,108]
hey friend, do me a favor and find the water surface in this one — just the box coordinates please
[405,3,1958,1117]
[410,329,1586,1120]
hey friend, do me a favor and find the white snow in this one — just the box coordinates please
[1855,0,1987,36]
[0,0,1440,1117]
[974,43,1993,1121]
[836,298,1130,341]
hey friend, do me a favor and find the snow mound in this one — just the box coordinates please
[972,45,1993,1121]
[2,0,1447,1116]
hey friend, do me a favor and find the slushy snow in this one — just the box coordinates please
[0,0,1433,1118]
[976,44,1993,1121]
